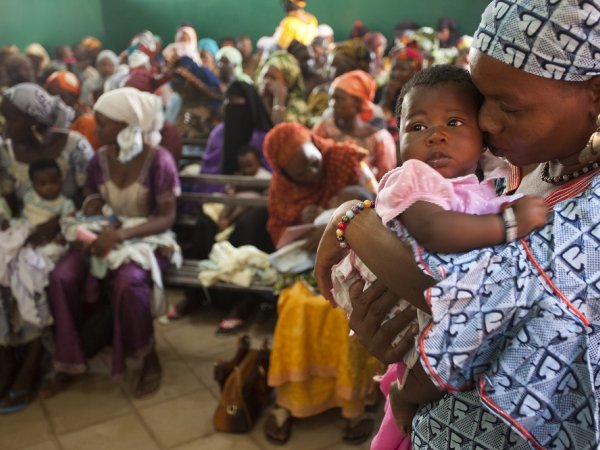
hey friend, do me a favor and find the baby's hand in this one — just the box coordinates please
[510,195,547,237]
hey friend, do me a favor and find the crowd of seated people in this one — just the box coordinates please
[0,0,475,444]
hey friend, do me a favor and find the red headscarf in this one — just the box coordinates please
[45,70,81,97]
[331,70,377,122]
[264,122,365,243]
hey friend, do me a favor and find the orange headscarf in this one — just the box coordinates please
[331,70,377,122]
[264,122,364,243]
[45,70,81,97]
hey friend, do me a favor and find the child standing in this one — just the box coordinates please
[330,65,547,449]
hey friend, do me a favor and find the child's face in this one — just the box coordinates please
[399,83,483,179]
[32,169,62,200]
[237,152,261,176]
[83,197,105,216]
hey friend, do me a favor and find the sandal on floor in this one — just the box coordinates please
[0,388,35,414]
[264,407,292,445]
[134,369,162,398]
[216,318,244,335]
[342,415,375,445]
[38,373,73,399]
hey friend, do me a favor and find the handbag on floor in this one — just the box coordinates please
[213,336,272,433]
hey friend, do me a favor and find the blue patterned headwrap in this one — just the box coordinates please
[474,0,600,81]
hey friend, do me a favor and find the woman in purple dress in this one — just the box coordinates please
[45,88,180,398]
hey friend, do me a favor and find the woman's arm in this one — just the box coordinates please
[315,200,434,311]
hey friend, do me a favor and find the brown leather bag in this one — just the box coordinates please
[213,338,272,433]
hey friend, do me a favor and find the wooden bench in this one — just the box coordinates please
[165,173,274,296]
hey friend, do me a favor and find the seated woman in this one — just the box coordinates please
[215,46,253,88]
[256,51,309,126]
[184,81,273,331]
[0,83,93,413]
[307,38,372,122]
[313,70,397,179]
[262,122,383,445]
[45,87,180,398]
[163,42,222,140]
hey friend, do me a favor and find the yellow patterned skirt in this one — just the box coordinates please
[268,281,384,419]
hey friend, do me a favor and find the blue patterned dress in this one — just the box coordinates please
[411,171,600,450]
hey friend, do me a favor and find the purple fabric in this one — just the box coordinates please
[49,147,179,378]
[86,147,181,214]
[49,250,168,378]
[193,124,269,194]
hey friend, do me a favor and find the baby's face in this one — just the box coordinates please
[237,152,261,177]
[399,83,484,179]
[83,198,105,216]
[32,169,62,200]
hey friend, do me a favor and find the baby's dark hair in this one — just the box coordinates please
[237,144,261,160]
[28,158,61,181]
[395,64,482,126]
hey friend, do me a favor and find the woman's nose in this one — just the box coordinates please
[478,101,502,135]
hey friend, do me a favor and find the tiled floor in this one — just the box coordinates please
[0,289,382,450]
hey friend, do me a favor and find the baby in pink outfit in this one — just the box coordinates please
[330,65,547,449]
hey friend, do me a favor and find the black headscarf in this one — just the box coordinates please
[220,81,273,174]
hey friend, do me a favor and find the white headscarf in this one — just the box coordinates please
[473,0,600,81]
[174,26,202,65]
[96,50,120,71]
[93,87,164,163]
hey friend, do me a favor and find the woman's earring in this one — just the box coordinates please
[31,125,45,145]
[578,114,600,164]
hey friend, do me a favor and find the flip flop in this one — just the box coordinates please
[264,407,292,445]
[342,415,375,445]
[216,318,245,335]
[0,388,34,414]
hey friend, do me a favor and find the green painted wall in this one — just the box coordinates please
[0,0,104,52]
[1,0,490,53]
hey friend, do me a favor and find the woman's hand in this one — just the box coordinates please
[348,279,419,364]
[89,226,123,257]
[300,224,326,253]
[315,200,356,301]
[26,216,60,247]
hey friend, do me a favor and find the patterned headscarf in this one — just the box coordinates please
[259,51,305,95]
[4,82,74,128]
[331,70,377,121]
[474,0,600,81]
[264,122,363,242]
[45,71,81,97]
[94,87,164,163]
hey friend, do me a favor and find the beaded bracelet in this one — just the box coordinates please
[335,200,373,248]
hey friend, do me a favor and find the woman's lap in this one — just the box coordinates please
[49,250,155,377]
